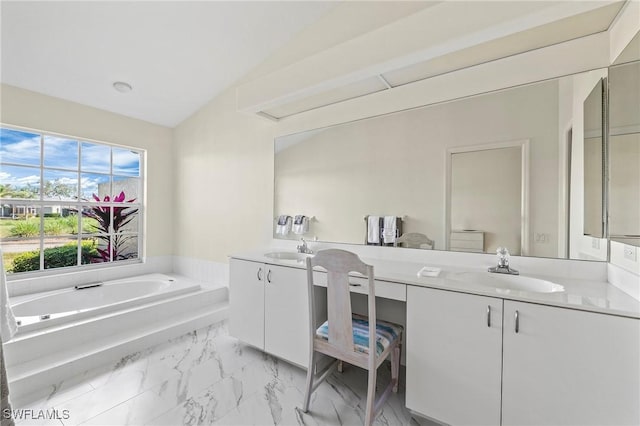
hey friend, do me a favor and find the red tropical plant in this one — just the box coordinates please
[82,191,139,262]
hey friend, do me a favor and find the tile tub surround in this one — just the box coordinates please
[8,321,415,426]
[173,256,229,289]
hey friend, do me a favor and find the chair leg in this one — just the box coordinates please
[391,344,400,393]
[364,367,377,426]
[302,351,316,413]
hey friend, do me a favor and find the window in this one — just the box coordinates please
[0,126,143,275]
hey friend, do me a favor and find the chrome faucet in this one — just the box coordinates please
[488,247,519,275]
[296,238,313,254]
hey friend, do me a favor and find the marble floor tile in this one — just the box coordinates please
[11,320,415,426]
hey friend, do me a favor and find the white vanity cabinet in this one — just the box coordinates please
[501,301,640,426]
[406,286,503,425]
[407,286,640,426]
[229,259,265,349]
[229,258,309,367]
[263,263,309,367]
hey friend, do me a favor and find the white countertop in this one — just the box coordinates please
[231,249,640,319]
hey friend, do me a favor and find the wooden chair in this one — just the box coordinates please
[395,232,434,250]
[302,249,403,425]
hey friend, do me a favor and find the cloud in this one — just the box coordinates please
[44,137,78,169]
[112,148,140,176]
[0,129,41,165]
[81,142,110,173]
[2,129,142,198]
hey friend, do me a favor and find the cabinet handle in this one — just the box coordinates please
[487,305,491,327]
[515,310,520,333]
[349,283,362,287]
[257,268,263,281]
[266,269,272,283]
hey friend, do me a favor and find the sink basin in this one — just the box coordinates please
[264,251,312,262]
[448,271,564,293]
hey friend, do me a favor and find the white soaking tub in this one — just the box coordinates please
[12,273,200,333]
[4,272,228,404]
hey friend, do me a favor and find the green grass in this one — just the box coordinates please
[0,216,100,238]
[1,216,98,273]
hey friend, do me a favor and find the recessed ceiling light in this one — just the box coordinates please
[113,81,132,93]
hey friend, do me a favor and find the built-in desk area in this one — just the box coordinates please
[229,248,640,426]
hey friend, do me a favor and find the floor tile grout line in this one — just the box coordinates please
[69,336,259,425]
[74,387,148,426]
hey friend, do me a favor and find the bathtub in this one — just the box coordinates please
[11,273,201,333]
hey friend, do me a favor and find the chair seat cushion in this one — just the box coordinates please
[315,315,403,356]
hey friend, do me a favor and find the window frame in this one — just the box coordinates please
[0,124,145,276]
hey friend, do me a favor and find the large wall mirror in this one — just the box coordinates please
[274,65,614,261]
[273,30,640,261]
[609,31,640,247]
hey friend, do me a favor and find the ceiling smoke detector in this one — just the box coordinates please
[113,81,133,93]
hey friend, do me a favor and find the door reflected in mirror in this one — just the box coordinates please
[448,143,526,256]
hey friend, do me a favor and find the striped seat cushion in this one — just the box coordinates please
[315,315,403,356]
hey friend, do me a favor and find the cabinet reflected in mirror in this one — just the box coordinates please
[274,69,609,261]
[582,78,605,239]
[608,32,640,247]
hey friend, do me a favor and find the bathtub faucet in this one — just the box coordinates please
[74,281,104,290]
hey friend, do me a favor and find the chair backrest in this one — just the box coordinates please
[306,249,376,355]
[395,232,434,249]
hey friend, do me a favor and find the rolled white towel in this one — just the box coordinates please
[276,215,292,236]
[382,216,397,244]
[292,215,309,235]
[367,216,380,244]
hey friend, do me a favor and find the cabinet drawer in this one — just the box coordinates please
[450,239,484,251]
[450,231,484,241]
[312,271,406,302]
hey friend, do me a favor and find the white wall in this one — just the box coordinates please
[0,84,174,259]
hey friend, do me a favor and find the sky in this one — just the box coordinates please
[0,127,140,200]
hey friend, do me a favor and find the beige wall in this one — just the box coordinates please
[0,84,174,257]
[172,88,275,261]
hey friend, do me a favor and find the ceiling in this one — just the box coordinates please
[0,1,337,127]
[248,1,626,119]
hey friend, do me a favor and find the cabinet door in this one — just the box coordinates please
[502,301,640,426]
[229,259,265,349]
[264,265,309,367]
[406,286,503,425]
